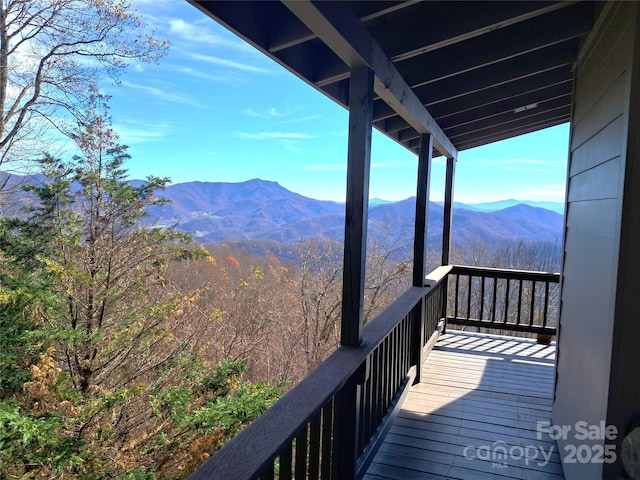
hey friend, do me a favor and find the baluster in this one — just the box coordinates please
[466,275,472,320]
[491,277,497,323]
[321,401,334,479]
[281,443,293,480]
[454,274,460,318]
[504,279,510,324]
[308,414,321,480]
[295,425,308,480]
[543,281,550,328]
[480,276,485,320]
[517,279,523,325]
[529,281,536,327]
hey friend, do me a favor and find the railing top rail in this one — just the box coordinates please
[451,264,560,283]
[188,280,450,480]
[425,265,453,286]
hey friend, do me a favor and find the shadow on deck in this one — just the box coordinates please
[365,331,563,480]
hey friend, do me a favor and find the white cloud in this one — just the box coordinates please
[278,114,323,124]
[243,108,262,117]
[280,139,302,154]
[120,81,203,107]
[233,131,316,153]
[114,121,171,144]
[175,66,238,84]
[241,107,321,124]
[234,132,316,140]
[242,107,288,118]
[188,53,271,74]
[168,19,250,51]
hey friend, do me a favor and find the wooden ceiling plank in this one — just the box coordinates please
[454,116,571,150]
[406,114,570,150]
[440,91,573,133]
[372,65,574,124]
[433,78,574,123]
[413,40,578,106]
[374,1,577,62]
[316,2,591,89]
[398,3,593,87]
[447,104,572,141]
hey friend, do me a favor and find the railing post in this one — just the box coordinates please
[442,268,451,334]
[412,299,426,384]
[333,364,366,479]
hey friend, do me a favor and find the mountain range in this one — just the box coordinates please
[150,178,564,247]
[0,173,564,250]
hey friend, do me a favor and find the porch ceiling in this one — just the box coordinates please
[190,1,596,158]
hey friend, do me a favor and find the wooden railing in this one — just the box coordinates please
[447,265,560,335]
[188,266,451,480]
[188,265,558,479]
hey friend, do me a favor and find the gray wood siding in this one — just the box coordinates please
[606,4,640,479]
[553,3,639,479]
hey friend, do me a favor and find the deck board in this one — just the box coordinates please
[365,331,564,480]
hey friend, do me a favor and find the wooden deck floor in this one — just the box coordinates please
[365,331,563,480]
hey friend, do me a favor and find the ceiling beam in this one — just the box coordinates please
[269,1,420,53]
[281,0,457,159]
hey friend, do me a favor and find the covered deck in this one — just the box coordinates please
[366,331,561,480]
[186,1,640,478]
[189,265,561,480]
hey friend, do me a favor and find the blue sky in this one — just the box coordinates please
[100,1,570,204]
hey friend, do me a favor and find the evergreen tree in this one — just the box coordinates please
[0,95,282,478]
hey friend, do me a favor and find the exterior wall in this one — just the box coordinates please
[554,2,640,479]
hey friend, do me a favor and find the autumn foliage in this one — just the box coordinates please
[0,103,283,479]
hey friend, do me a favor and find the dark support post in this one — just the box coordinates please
[413,134,433,287]
[412,134,433,384]
[442,156,456,266]
[341,65,374,348]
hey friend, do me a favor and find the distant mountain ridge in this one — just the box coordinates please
[435,199,564,214]
[0,173,564,247]
[150,179,345,241]
[150,178,563,246]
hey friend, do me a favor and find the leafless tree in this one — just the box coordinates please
[0,0,167,171]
